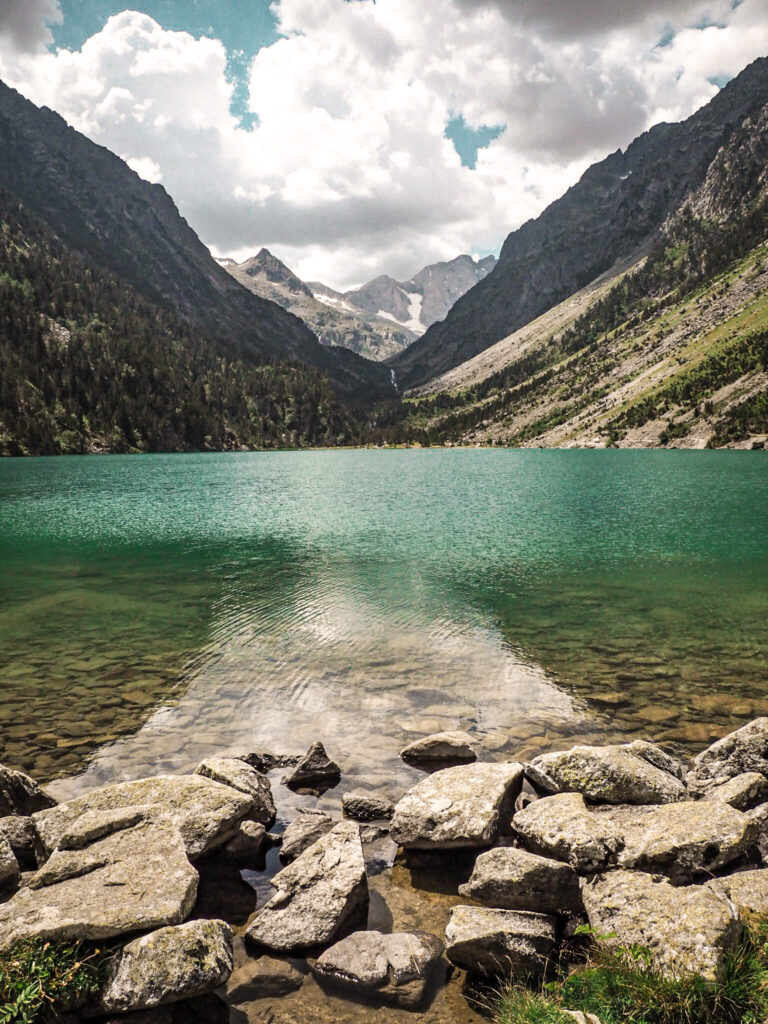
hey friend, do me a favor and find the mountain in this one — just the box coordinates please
[220,249,496,361]
[391,57,768,391]
[388,90,768,449]
[344,254,497,334]
[221,248,417,361]
[0,80,392,398]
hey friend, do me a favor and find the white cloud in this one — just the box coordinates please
[0,0,766,288]
[0,0,61,53]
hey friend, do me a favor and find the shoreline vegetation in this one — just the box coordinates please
[3,721,768,1020]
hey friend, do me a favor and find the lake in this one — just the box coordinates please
[2,449,767,1022]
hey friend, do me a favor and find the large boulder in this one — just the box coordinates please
[581,870,741,981]
[279,810,336,863]
[400,731,477,768]
[33,775,254,861]
[313,930,444,1009]
[513,793,756,880]
[444,906,557,978]
[707,869,768,919]
[0,834,19,892]
[0,763,56,816]
[687,718,768,796]
[245,821,368,953]
[281,742,341,792]
[701,772,768,811]
[513,793,624,873]
[527,742,685,805]
[0,809,197,949]
[390,762,524,850]
[84,920,233,1015]
[458,846,583,914]
[194,758,275,828]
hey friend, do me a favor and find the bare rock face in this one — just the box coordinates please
[33,775,254,860]
[687,718,768,796]
[0,809,198,950]
[281,742,341,792]
[85,920,233,1015]
[527,743,685,805]
[458,846,583,914]
[400,731,478,768]
[223,821,267,861]
[0,815,39,871]
[245,821,368,953]
[707,868,768,918]
[746,802,768,860]
[194,758,276,828]
[0,833,19,892]
[444,906,557,978]
[313,930,444,1009]
[513,793,624,872]
[279,810,336,863]
[701,772,768,810]
[581,870,741,981]
[0,763,56,816]
[390,762,524,850]
[342,792,394,822]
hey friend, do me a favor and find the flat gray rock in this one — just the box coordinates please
[400,731,477,768]
[527,742,685,805]
[707,868,768,918]
[245,821,368,954]
[513,793,624,873]
[313,929,444,1009]
[0,815,41,870]
[280,810,336,863]
[33,775,254,860]
[581,870,740,981]
[444,906,557,978]
[390,761,524,849]
[281,742,341,792]
[458,846,583,914]
[0,763,56,816]
[85,919,233,1015]
[0,833,19,892]
[342,792,394,822]
[687,718,768,796]
[701,772,768,810]
[194,758,276,828]
[0,810,197,950]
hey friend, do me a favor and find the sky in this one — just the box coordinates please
[0,1,767,289]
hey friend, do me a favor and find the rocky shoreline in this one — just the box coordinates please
[3,720,768,1019]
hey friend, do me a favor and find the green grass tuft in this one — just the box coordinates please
[0,938,112,1023]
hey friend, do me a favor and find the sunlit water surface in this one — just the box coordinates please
[1,450,766,1022]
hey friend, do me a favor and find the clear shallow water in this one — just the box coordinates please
[1,450,767,1022]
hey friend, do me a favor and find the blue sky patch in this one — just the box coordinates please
[445,115,505,170]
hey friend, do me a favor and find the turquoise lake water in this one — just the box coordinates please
[0,449,766,797]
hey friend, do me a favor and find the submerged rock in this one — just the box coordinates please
[279,810,336,863]
[245,821,368,953]
[400,731,478,768]
[85,919,233,1015]
[458,846,583,914]
[444,906,557,978]
[228,957,305,1001]
[581,870,740,981]
[0,763,56,817]
[313,930,444,1009]
[33,775,254,861]
[513,793,624,873]
[342,792,394,822]
[526,742,685,805]
[239,751,301,773]
[701,771,768,811]
[390,761,524,849]
[194,758,276,828]
[0,809,197,949]
[687,718,768,796]
[281,742,341,792]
